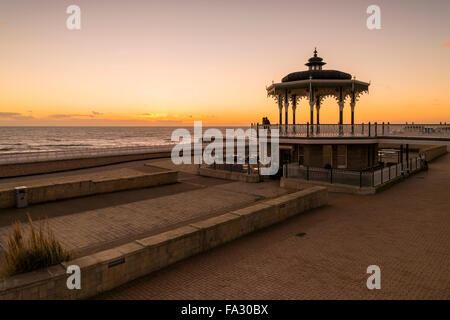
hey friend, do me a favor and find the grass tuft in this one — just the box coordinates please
[0,213,72,278]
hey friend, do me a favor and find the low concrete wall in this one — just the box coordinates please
[281,177,377,195]
[420,145,448,162]
[0,186,327,300]
[0,152,171,178]
[199,167,261,183]
[0,170,178,209]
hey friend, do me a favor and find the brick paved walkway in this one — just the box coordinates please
[0,168,288,256]
[97,153,450,300]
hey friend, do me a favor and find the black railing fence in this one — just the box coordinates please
[201,162,261,175]
[284,157,423,188]
[253,123,450,138]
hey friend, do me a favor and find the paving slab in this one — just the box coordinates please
[0,171,288,258]
[96,153,450,300]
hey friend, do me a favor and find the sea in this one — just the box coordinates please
[0,126,248,154]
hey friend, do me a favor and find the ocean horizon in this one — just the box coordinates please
[0,126,250,154]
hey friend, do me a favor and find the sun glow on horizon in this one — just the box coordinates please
[0,0,449,126]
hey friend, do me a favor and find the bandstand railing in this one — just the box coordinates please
[284,156,424,188]
[256,123,450,139]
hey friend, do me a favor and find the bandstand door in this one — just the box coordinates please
[337,145,347,168]
[323,145,332,168]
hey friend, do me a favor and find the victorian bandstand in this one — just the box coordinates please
[266,49,370,135]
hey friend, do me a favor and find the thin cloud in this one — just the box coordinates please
[0,112,34,120]
[0,112,21,117]
[152,120,184,125]
[49,113,96,119]
[443,41,450,47]
[139,113,168,119]
[48,114,73,119]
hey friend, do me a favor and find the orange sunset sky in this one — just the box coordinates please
[0,0,449,126]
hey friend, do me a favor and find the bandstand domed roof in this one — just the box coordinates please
[281,48,352,82]
[282,70,352,82]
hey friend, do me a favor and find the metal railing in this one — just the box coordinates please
[201,163,260,175]
[284,157,423,188]
[0,144,177,165]
[255,123,450,139]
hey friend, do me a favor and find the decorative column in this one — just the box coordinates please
[292,95,297,125]
[350,90,356,134]
[350,100,356,134]
[292,95,297,134]
[278,94,283,126]
[338,100,344,135]
[284,91,289,131]
[309,99,315,135]
[309,76,314,135]
[316,97,321,134]
[338,87,344,136]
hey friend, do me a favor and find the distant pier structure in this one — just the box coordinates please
[266,48,370,131]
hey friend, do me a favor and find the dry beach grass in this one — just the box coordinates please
[0,214,72,278]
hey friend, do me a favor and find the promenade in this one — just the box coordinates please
[97,152,450,299]
[0,159,289,257]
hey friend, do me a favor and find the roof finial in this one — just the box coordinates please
[314,47,318,57]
